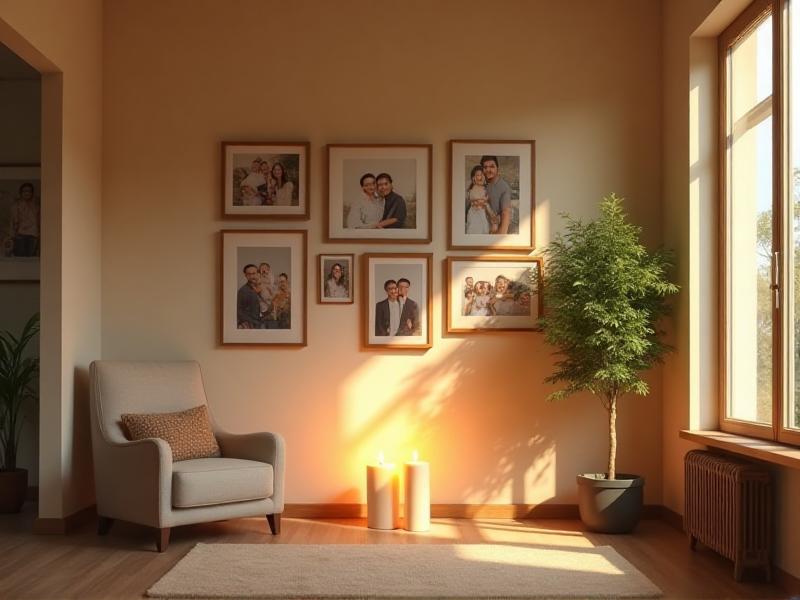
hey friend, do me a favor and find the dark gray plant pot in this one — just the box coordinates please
[577,473,644,533]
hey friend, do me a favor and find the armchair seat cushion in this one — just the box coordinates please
[172,458,273,508]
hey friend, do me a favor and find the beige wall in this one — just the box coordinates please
[101,0,665,505]
[0,0,102,517]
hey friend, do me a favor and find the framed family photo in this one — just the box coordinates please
[0,165,40,282]
[327,144,431,243]
[363,253,432,349]
[446,256,543,333]
[318,253,354,304]
[222,141,309,219]
[449,140,535,250]
[221,230,307,346]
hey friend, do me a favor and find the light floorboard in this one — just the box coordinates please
[0,502,794,599]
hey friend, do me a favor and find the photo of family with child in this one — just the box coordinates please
[222,230,306,346]
[232,155,299,207]
[449,141,534,251]
[236,261,292,330]
[461,273,531,317]
[446,257,542,332]
[463,155,520,236]
[222,142,308,218]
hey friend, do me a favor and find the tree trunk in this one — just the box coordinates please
[607,394,617,480]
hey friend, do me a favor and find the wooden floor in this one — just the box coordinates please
[0,502,794,599]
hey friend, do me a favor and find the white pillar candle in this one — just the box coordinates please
[366,453,399,530]
[403,451,430,532]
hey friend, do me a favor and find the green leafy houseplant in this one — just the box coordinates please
[541,195,678,480]
[0,313,39,473]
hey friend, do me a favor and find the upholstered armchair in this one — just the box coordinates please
[89,361,285,552]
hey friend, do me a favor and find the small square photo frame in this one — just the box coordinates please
[222,141,309,219]
[327,144,431,243]
[221,229,307,346]
[318,254,354,304]
[449,140,535,250]
[446,256,543,333]
[363,253,433,349]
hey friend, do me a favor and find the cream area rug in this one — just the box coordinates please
[147,543,662,599]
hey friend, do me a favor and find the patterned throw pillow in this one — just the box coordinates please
[121,405,221,462]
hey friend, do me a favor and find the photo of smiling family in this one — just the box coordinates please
[446,256,543,332]
[449,140,535,250]
[363,253,432,348]
[222,142,309,218]
[327,145,431,242]
[221,230,306,346]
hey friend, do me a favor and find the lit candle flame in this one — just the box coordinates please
[412,449,419,462]
[378,451,385,466]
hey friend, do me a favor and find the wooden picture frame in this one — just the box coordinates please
[446,256,543,333]
[326,144,432,243]
[220,229,307,346]
[448,140,535,250]
[362,253,433,349]
[318,253,354,304]
[0,165,40,282]
[221,141,309,219]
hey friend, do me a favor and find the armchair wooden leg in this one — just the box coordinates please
[267,513,281,535]
[97,517,114,536]
[156,527,171,552]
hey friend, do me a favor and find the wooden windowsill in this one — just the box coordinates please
[680,430,800,470]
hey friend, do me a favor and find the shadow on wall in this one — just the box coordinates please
[338,337,558,507]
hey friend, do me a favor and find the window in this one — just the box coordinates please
[720,0,800,445]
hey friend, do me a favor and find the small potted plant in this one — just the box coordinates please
[0,313,39,513]
[540,196,678,533]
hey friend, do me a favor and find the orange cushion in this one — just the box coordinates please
[121,405,221,462]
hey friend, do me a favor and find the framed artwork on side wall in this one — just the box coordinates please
[318,253,354,304]
[222,141,309,219]
[448,140,535,250]
[446,256,543,333]
[363,253,432,349]
[221,229,307,346]
[327,144,432,243]
[0,165,40,282]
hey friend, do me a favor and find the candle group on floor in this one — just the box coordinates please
[366,451,430,531]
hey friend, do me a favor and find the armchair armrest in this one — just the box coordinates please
[93,435,173,528]
[216,430,285,512]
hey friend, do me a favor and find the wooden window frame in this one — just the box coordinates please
[719,0,800,446]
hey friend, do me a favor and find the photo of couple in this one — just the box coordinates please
[364,254,431,348]
[461,274,532,317]
[346,172,410,230]
[329,147,430,242]
[237,261,291,330]
[463,155,520,235]
[232,154,299,207]
[374,277,420,337]
[0,179,40,260]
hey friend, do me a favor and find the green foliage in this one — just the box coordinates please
[0,313,39,471]
[541,195,679,404]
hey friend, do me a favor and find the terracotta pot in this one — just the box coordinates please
[0,468,28,513]
[576,473,644,534]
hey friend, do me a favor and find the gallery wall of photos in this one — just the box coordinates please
[220,140,542,349]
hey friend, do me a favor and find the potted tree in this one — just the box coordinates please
[0,313,39,513]
[540,196,678,533]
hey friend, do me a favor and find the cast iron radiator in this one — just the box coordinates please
[684,449,772,581]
